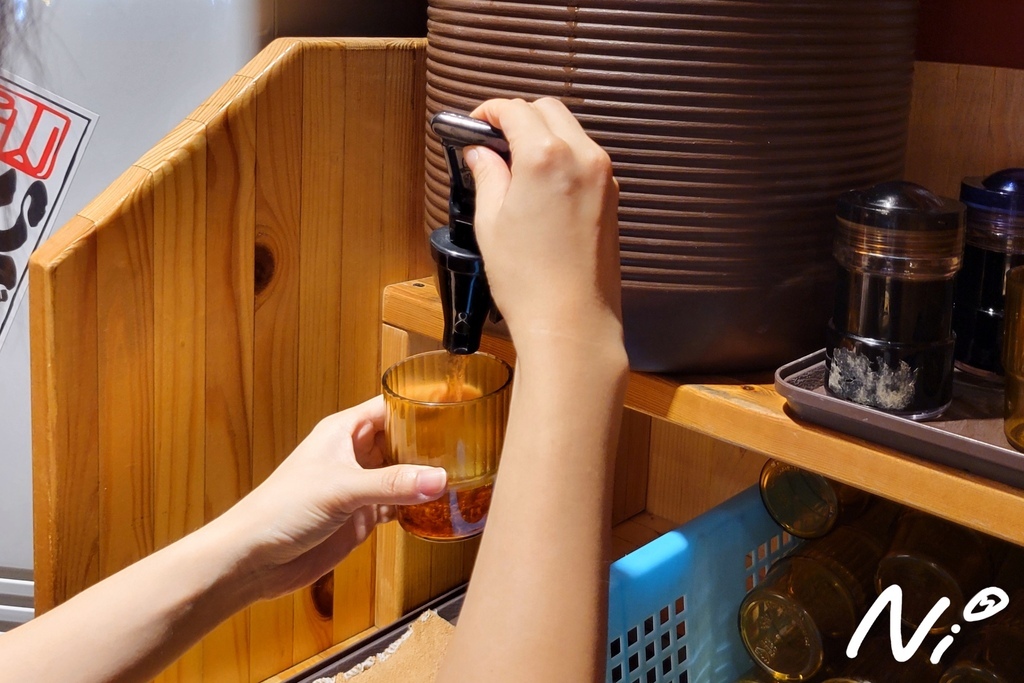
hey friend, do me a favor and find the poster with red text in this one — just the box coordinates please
[0,71,96,352]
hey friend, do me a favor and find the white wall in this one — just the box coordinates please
[0,0,276,572]
[0,0,428,579]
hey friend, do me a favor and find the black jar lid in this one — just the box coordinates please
[834,181,964,278]
[960,168,1024,214]
[837,181,964,232]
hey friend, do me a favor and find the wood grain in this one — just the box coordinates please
[612,410,651,526]
[91,165,156,579]
[374,325,435,625]
[645,419,767,526]
[297,41,360,649]
[380,42,430,288]
[28,51,1024,680]
[382,279,1024,547]
[142,119,209,683]
[197,54,259,683]
[250,41,313,675]
[143,118,208,551]
[31,37,433,681]
[905,62,1024,198]
[28,216,99,613]
[609,513,676,563]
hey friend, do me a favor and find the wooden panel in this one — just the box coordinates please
[92,165,156,579]
[264,38,339,667]
[143,119,208,551]
[374,325,435,625]
[381,279,1024,547]
[611,410,651,526]
[338,47,386,409]
[609,512,677,563]
[379,41,430,288]
[904,62,1024,198]
[645,419,767,526]
[142,119,209,683]
[196,61,259,683]
[297,41,359,650]
[28,216,99,613]
[27,36,445,679]
[258,627,376,683]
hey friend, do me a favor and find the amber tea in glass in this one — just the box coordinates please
[382,350,512,542]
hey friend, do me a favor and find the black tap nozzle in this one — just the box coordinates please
[429,111,510,355]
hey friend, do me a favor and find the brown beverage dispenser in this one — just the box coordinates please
[424,0,919,372]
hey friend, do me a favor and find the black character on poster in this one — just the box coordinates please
[0,167,48,301]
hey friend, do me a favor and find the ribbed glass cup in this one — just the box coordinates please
[382,350,512,541]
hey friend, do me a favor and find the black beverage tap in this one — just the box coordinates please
[429,111,510,355]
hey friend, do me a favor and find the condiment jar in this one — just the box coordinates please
[739,525,888,680]
[939,589,1024,683]
[826,181,965,420]
[759,460,873,539]
[874,510,996,634]
[952,168,1024,379]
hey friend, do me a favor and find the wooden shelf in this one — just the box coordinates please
[383,279,1024,547]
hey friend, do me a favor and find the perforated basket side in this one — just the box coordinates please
[606,486,799,683]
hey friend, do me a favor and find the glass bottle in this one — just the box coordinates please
[939,589,1024,683]
[759,460,873,539]
[875,510,996,633]
[739,524,889,680]
[953,168,1024,380]
[826,181,965,420]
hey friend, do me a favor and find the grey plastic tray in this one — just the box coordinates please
[775,349,1024,490]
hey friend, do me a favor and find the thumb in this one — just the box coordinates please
[465,145,511,231]
[339,465,448,511]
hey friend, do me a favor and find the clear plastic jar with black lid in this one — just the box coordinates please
[953,168,1024,379]
[826,181,965,420]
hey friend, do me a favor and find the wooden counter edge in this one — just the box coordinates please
[382,278,1024,547]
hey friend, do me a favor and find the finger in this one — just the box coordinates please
[349,395,386,452]
[530,97,595,151]
[354,432,386,470]
[347,395,386,433]
[465,145,511,230]
[337,464,448,511]
[471,98,554,160]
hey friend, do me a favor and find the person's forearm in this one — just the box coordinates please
[438,334,629,683]
[0,516,255,683]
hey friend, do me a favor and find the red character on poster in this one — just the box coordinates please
[0,86,71,180]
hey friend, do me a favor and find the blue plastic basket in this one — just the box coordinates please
[606,485,799,683]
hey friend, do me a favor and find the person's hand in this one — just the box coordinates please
[465,97,623,359]
[213,395,447,600]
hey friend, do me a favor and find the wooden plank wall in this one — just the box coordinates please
[646,60,1024,529]
[30,52,1024,681]
[29,38,430,683]
[904,62,1024,198]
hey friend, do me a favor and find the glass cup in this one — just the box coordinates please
[940,589,1024,683]
[759,460,873,539]
[1002,266,1024,451]
[875,510,994,633]
[382,350,512,542]
[739,525,886,680]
